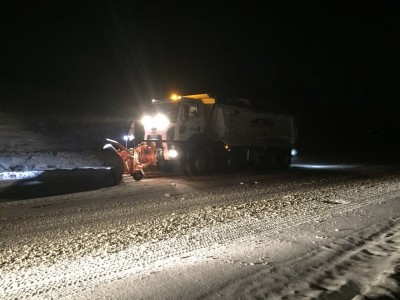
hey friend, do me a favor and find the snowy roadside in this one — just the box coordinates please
[0,110,126,183]
[0,151,107,180]
[64,185,400,300]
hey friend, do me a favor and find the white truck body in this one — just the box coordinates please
[131,94,297,174]
[205,103,296,147]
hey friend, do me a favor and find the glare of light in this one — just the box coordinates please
[154,114,169,129]
[170,94,181,101]
[141,114,170,130]
[141,115,153,130]
[291,148,298,156]
[128,135,135,141]
[292,163,361,170]
[169,149,178,158]
[123,135,129,148]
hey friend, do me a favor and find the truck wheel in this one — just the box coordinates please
[132,171,143,181]
[186,149,208,176]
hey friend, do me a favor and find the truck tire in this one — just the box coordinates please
[132,171,144,181]
[186,148,208,176]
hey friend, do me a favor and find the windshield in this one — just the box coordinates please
[150,101,179,123]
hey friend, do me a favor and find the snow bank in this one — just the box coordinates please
[0,151,106,181]
[0,110,124,181]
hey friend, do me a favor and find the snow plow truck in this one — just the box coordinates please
[116,93,297,179]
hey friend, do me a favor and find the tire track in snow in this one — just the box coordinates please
[289,223,400,300]
[1,182,399,299]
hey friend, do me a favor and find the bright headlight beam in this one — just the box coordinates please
[154,114,169,130]
[141,115,153,130]
[169,149,178,158]
[141,114,170,130]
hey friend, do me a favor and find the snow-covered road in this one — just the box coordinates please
[1,164,400,299]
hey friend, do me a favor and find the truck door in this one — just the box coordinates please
[176,101,204,141]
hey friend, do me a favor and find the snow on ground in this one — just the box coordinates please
[73,175,400,300]
[0,110,124,181]
[0,151,107,181]
[1,169,400,299]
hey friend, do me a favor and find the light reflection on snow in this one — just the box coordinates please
[20,180,43,186]
[0,171,44,181]
[0,167,113,182]
[292,164,361,170]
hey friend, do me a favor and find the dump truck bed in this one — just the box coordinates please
[205,104,297,148]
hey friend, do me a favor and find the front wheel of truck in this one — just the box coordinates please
[186,148,208,176]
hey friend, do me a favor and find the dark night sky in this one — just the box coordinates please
[1,1,400,151]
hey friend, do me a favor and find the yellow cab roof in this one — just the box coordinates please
[182,94,216,105]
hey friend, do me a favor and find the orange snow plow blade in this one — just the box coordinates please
[104,138,156,181]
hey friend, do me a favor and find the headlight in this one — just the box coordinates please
[141,115,153,130]
[169,149,178,158]
[140,114,170,130]
[154,114,169,130]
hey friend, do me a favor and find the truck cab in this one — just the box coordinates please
[134,94,215,170]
